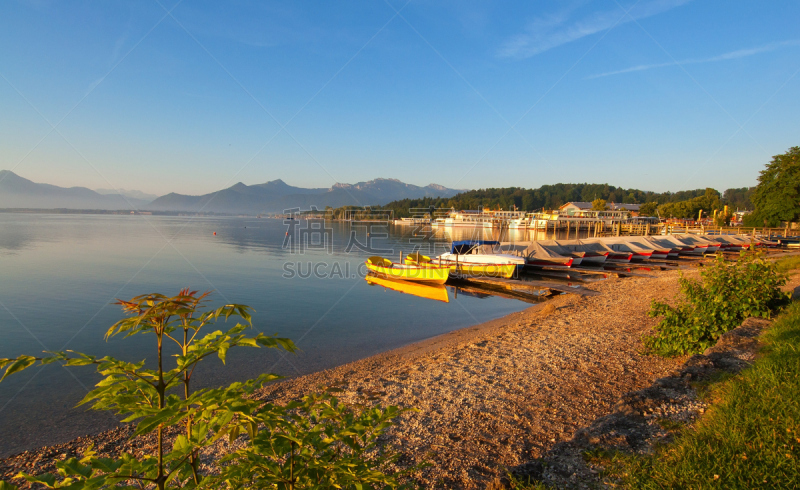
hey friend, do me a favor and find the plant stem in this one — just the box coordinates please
[290,440,295,490]
[183,324,200,484]
[157,327,166,490]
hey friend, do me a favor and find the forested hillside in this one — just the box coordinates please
[380,183,722,218]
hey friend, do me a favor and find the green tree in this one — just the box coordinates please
[751,146,800,226]
[639,202,659,217]
[591,198,608,211]
[722,187,754,211]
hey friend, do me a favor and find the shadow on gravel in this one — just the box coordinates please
[508,314,776,488]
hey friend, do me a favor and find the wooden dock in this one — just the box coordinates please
[454,276,600,297]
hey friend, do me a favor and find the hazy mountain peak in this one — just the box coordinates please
[95,188,159,201]
[0,170,27,183]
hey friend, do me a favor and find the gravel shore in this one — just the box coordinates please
[256,270,686,488]
[3,263,794,489]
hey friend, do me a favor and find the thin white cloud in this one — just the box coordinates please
[497,0,693,59]
[588,39,800,78]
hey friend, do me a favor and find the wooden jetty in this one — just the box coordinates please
[454,276,600,297]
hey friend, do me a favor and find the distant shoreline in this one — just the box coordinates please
[0,208,246,217]
[0,210,387,221]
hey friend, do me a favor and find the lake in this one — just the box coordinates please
[0,213,530,456]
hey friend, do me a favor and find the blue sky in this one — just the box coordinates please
[1,0,798,196]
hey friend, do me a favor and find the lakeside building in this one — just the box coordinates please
[559,202,641,216]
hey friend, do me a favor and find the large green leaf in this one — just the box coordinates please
[1,355,37,381]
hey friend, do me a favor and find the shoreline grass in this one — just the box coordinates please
[775,254,800,274]
[606,301,800,489]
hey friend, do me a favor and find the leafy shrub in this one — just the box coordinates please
[0,290,415,490]
[644,250,789,356]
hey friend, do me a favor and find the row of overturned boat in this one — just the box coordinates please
[364,233,771,286]
[362,233,776,304]
[456,233,772,269]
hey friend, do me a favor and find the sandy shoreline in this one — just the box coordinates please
[254,270,689,488]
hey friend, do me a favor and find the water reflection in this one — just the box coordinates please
[364,274,449,303]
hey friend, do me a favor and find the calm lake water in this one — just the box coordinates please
[0,213,530,456]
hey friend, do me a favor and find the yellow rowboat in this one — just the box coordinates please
[365,256,451,284]
[405,253,516,279]
[365,274,449,303]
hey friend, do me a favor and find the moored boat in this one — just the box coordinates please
[642,236,683,258]
[498,241,574,268]
[517,240,587,266]
[603,237,670,260]
[705,235,749,251]
[365,256,452,284]
[435,241,527,273]
[406,251,517,278]
[552,240,610,264]
[583,238,652,261]
[675,234,720,253]
[651,235,698,255]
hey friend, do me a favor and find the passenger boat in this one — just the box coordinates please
[406,252,517,278]
[508,216,530,230]
[435,241,527,272]
[431,211,493,229]
[365,256,451,284]
[365,274,450,303]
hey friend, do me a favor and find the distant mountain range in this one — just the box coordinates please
[0,170,151,210]
[0,171,463,214]
[148,178,462,213]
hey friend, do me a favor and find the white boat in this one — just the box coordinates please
[431,211,493,229]
[508,216,530,230]
[437,240,526,270]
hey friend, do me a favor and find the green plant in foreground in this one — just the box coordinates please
[0,290,413,490]
[644,249,789,356]
[611,301,800,489]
